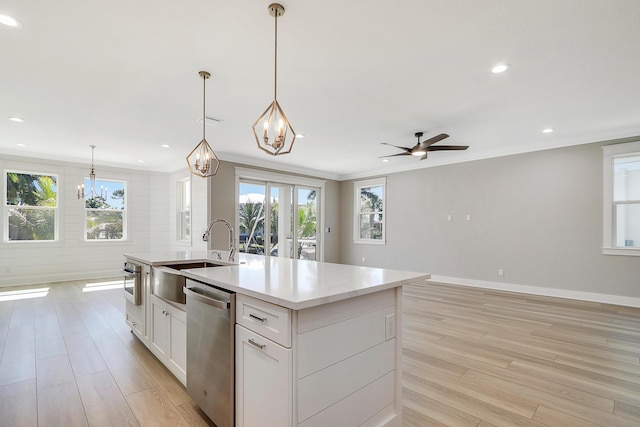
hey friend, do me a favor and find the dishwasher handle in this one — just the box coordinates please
[183,286,231,310]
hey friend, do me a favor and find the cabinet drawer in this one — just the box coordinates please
[126,311,144,338]
[237,294,291,348]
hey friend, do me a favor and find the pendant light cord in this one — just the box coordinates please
[202,74,206,141]
[274,10,278,101]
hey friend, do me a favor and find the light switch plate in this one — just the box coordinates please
[385,313,395,340]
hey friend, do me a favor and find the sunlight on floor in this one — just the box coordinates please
[0,287,50,301]
[82,280,123,293]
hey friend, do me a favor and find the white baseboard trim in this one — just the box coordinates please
[429,275,640,308]
[0,270,120,288]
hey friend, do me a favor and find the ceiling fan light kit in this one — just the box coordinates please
[186,71,220,178]
[252,3,297,156]
[380,131,469,161]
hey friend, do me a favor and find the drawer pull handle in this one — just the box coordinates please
[248,339,266,350]
[249,313,267,323]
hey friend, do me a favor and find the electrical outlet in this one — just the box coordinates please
[385,313,395,340]
[362,257,366,263]
[466,214,471,221]
[447,214,452,221]
[498,268,504,276]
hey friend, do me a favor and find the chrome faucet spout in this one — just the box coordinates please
[202,219,236,262]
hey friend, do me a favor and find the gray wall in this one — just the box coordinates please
[208,161,342,263]
[338,140,640,299]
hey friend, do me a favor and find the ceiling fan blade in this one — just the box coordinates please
[380,142,413,152]
[379,153,411,158]
[426,145,469,151]
[419,133,449,148]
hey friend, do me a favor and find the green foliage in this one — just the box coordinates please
[6,172,57,240]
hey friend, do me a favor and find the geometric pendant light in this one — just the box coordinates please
[252,3,297,156]
[186,71,220,177]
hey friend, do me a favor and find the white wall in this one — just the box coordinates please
[0,154,182,286]
[338,140,640,302]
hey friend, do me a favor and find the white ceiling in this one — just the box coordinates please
[2,0,640,180]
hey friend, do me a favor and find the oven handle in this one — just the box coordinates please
[122,268,139,277]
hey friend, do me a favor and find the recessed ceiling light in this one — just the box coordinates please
[16,143,26,147]
[0,14,21,28]
[8,117,24,122]
[542,128,554,134]
[160,144,170,148]
[296,134,305,138]
[491,64,510,74]
[382,159,389,163]
[137,160,145,163]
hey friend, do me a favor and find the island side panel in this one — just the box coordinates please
[296,287,402,426]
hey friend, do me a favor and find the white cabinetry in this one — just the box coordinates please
[150,294,187,384]
[236,324,292,427]
[235,289,401,426]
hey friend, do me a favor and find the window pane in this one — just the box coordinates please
[239,182,266,254]
[615,203,640,248]
[86,210,124,240]
[180,211,191,240]
[84,179,125,209]
[8,207,55,241]
[613,156,640,202]
[360,186,383,213]
[6,172,57,207]
[297,188,317,260]
[359,213,383,240]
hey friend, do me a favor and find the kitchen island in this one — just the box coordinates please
[123,251,429,427]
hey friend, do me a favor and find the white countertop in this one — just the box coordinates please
[124,251,430,310]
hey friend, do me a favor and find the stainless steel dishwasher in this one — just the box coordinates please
[184,279,235,427]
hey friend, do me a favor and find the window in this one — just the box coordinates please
[84,178,126,240]
[354,177,385,244]
[5,171,58,241]
[603,141,640,256]
[177,178,191,241]
[235,167,324,261]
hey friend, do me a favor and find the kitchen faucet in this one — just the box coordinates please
[203,219,236,262]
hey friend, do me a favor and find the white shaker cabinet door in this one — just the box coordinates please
[236,324,292,427]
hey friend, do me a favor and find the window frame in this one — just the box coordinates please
[602,141,640,256]
[177,177,192,242]
[4,169,59,243]
[353,177,386,245]
[83,177,127,242]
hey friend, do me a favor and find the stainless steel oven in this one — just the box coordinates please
[122,261,142,305]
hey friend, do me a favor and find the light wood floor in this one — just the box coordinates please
[1,279,639,426]
[403,281,640,427]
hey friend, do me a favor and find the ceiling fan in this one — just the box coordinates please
[380,132,469,160]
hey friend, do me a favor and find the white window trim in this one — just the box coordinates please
[177,176,192,243]
[602,141,640,256]
[4,169,60,243]
[235,167,326,262]
[353,176,386,245]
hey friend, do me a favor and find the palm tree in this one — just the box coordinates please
[7,173,57,240]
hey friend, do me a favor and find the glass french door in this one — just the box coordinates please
[238,180,319,260]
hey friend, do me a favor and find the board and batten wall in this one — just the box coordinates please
[0,155,206,287]
[338,139,640,306]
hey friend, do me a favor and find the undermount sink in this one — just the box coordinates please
[153,262,224,304]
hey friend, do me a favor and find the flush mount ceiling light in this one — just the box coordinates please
[78,145,97,199]
[186,71,220,178]
[491,63,510,74]
[0,14,21,28]
[8,116,24,122]
[252,3,297,156]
